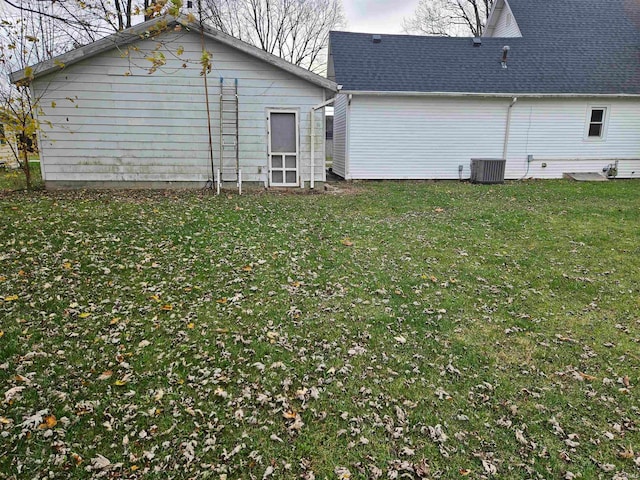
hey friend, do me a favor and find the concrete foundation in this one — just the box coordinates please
[45,180,325,191]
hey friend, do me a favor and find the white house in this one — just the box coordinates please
[10,16,336,190]
[0,125,17,169]
[328,0,640,181]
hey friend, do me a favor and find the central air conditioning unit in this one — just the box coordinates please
[470,158,506,184]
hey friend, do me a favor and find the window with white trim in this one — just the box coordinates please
[587,107,607,138]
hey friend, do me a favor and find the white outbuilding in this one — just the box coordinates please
[11,16,337,190]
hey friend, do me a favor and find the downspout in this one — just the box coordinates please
[310,97,336,189]
[503,96,518,159]
[346,94,352,180]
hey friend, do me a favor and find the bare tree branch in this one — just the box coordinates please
[202,0,344,72]
[404,0,495,37]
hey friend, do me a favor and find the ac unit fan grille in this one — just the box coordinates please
[470,158,506,184]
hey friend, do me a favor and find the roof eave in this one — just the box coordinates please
[181,18,337,91]
[10,15,174,84]
[339,90,640,98]
[10,14,337,92]
[483,0,505,37]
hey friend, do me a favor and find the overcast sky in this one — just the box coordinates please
[342,0,420,34]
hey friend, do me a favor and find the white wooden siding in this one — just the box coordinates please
[342,95,640,180]
[347,95,507,179]
[488,0,522,37]
[33,30,326,186]
[332,93,348,177]
[0,133,18,167]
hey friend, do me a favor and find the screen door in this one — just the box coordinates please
[269,111,298,186]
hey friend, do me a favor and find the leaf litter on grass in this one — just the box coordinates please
[0,180,639,478]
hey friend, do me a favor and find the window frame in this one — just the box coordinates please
[585,105,609,141]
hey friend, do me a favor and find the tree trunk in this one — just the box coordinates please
[22,147,31,190]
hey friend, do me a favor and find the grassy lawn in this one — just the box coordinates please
[0,178,639,479]
[0,162,43,191]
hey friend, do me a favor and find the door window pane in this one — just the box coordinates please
[272,155,283,168]
[270,113,296,152]
[272,171,284,184]
[286,171,297,184]
[285,155,297,169]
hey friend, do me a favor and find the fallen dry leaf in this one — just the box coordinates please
[38,415,57,429]
[97,370,113,381]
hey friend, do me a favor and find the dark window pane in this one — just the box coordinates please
[589,124,602,137]
[285,155,297,169]
[590,109,604,123]
[272,155,283,168]
[286,171,297,184]
[270,113,296,153]
[272,171,284,184]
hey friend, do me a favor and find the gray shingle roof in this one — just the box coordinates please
[329,0,640,95]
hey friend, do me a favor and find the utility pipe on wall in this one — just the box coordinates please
[503,97,518,160]
[310,97,336,189]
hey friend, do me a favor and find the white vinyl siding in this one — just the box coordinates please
[343,96,640,180]
[332,94,348,178]
[489,1,522,37]
[32,30,326,186]
[347,96,507,179]
[505,98,640,179]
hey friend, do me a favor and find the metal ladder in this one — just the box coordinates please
[218,78,241,194]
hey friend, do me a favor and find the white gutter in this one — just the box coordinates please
[310,98,336,189]
[503,97,518,159]
[338,90,640,99]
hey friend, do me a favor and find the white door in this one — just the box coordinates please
[268,111,299,186]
